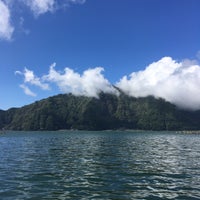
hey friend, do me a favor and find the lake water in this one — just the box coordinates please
[0,131,200,200]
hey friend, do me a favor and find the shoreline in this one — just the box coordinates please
[2,129,200,134]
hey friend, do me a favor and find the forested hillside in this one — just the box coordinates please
[1,92,200,131]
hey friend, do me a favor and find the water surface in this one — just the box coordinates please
[0,131,200,199]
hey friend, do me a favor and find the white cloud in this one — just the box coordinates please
[0,0,86,40]
[23,0,55,17]
[20,84,37,97]
[16,56,200,110]
[16,63,116,98]
[69,0,86,4]
[117,57,200,110]
[0,0,14,40]
[22,0,86,17]
[15,68,49,91]
[44,63,117,97]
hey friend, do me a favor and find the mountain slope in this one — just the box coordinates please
[1,93,200,131]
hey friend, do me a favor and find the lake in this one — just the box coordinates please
[0,131,200,199]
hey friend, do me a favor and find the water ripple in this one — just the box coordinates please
[0,131,200,199]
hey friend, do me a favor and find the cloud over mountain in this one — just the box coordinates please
[16,56,200,111]
[117,57,200,110]
[44,63,117,97]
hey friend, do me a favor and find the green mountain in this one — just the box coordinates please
[1,92,200,131]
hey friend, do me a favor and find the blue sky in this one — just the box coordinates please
[1,0,200,110]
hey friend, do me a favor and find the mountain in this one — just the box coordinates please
[1,92,200,131]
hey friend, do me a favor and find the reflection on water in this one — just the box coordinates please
[0,131,200,199]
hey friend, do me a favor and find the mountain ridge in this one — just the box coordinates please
[1,92,200,131]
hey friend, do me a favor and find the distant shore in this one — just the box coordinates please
[176,130,200,134]
[2,129,200,134]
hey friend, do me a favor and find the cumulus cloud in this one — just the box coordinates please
[16,63,117,98]
[44,63,117,97]
[16,56,200,110]
[117,57,200,110]
[0,0,14,40]
[15,68,49,91]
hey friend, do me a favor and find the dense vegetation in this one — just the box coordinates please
[1,92,200,131]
